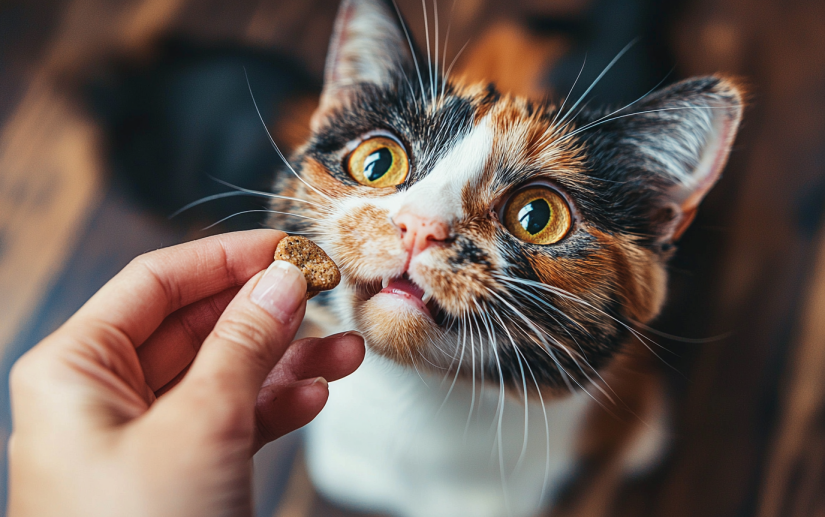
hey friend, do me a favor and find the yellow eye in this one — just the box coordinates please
[346,136,409,188]
[502,186,572,245]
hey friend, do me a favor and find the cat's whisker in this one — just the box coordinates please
[475,307,503,437]
[504,307,612,407]
[417,348,446,370]
[515,346,553,505]
[506,277,661,351]
[439,311,465,380]
[501,276,682,376]
[420,0,434,104]
[549,53,587,129]
[628,318,732,343]
[437,310,468,416]
[169,190,321,221]
[464,311,479,436]
[244,69,336,204]
[553,39,637,130]
[493,277,608,379]
[442,39,470,94]
[210,176,326,209]
[433,0,439,104]
[494,276,591,338]
[439,0,458,99]
[507,314,618,419]
[551,72,672,144]
[201,209,321,231]
[547,97,595,142]
[491,308,530,475]
[559,105,728,144]
[483,288,575,393]
[408,348,429,387]
[474,303,511,513]
[390,0,426,107]
[486,287,616,409]
[425,334,452,365]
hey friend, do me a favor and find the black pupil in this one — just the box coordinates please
[518,198,551,235]
[363,147,393,182]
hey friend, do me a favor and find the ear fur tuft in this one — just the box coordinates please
[312,0,415,130]
[619,76,744,241]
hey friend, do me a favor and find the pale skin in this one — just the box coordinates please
[6,229,365,517]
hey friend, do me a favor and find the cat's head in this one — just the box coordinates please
[270,0,743,395]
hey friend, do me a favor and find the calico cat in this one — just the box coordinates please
[267,0,743,515]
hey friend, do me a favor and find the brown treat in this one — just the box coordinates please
[273,236,341,299]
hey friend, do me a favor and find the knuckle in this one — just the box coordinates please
[8,353,37,391]
[128,253,181,310]
[8,344,60,397]
[211,316,274,371]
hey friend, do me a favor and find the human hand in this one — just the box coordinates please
[7,230,364,517]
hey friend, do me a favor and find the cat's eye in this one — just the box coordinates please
[346,136,409,188]
[501,185,572,245]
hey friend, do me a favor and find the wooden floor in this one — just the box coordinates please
[1,0,824,515]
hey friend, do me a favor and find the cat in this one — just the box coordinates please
[267,0,743,515]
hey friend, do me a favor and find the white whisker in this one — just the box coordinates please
[554,39,637,129]
[202,209,320,231]
[500,276,681,374]
[169,188,321,220]
[550,54,587,128]
[559,105,728,143]
[420,0,433,103]
[474,301,511,515]
[391,0,426,106]
[437,310,467,415]
[515,346,552,504]
[433,0,439,103]
[491,309,530,475]
[244,69,335,203]
[440,0,458,98]
[442,39,469,91]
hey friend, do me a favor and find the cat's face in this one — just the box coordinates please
[270,0,742,395]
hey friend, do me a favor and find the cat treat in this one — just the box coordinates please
[273,235,340,299]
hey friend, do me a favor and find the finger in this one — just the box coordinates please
[253,378,329,450]
[154,330,362,399]
[69,229,285,347]
[155,364,191,398]
[261,332,365,388]
[171,260,308,426]
[251,333,364,450]
[138,287,239,392]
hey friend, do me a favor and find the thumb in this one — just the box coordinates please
[174,260,307,422]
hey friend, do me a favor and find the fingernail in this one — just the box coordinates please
[251,261,307,323]
[330,331,364,339]
[289,377,328,388]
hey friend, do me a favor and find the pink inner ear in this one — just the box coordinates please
[670,108,740,241]
[681,115,736,213]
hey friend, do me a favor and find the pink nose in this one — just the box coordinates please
[393,211,450,257]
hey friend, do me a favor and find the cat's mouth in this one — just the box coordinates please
[356,273,447,325]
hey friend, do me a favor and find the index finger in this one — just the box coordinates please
[68,229,285,346]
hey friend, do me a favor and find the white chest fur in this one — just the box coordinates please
[305,351,591,517]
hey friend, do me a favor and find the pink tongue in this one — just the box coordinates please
[381,277,425,299]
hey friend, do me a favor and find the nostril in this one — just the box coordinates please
[393,211,450,254]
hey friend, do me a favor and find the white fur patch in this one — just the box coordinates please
[306,352,590,517]
[369,115,494,222]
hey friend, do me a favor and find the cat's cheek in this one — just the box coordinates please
[352,295,440,364]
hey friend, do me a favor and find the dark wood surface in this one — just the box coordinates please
[1,0,823,516]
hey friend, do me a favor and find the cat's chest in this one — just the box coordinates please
[303,347,590,517]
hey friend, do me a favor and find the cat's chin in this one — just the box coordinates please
[352,285,447,365]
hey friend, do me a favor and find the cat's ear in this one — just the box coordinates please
[618,76,744,242]
[311,0,417,131]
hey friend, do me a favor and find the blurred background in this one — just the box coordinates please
[1,0,824,515]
